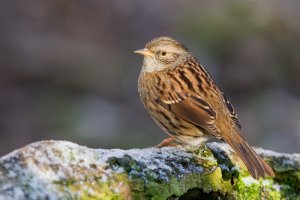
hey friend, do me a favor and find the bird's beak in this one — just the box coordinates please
[134,48,153,57]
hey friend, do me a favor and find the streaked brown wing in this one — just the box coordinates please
[221,92,242,130]
[160,93,219,135]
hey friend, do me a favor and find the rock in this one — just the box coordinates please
[0,140,299,200]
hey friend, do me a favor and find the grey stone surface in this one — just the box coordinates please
[0,140,299,199]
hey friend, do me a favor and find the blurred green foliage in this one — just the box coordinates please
[0,0,299,155]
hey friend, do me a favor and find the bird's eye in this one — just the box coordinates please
[161,51,167,56]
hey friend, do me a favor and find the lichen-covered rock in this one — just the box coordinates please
[0,140,299,200]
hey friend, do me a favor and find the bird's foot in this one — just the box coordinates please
[156,137,177,148]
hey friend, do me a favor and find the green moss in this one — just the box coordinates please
[276,173,300,199]
[52,145,299,199]
[234,177,283,200]
[52,161,300,199]
[190,144,218,169]
[202,167,232,194]
[235,178,261,199]
[275,171,300,192]
[68,151,76,161]
[126,146,235,199]
[129,166,233,200]
[55,173,132,200]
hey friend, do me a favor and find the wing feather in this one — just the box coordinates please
[221,92,242,130]
[161,93,219,135]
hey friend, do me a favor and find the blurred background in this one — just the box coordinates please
[0,0,299,155]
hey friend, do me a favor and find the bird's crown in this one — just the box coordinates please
[145,36,189,52]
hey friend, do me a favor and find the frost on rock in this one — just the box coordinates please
[0,140,299,200]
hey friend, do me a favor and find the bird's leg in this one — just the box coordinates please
[156,137,177,148]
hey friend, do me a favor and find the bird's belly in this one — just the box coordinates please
[146,103,208,145]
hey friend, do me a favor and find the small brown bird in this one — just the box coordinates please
[135,36,275,179]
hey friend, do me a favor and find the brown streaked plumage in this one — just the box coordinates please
[135,36,275,179]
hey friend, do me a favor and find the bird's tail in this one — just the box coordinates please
[224,131,275,179]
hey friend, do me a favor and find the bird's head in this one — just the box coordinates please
[134,37,192,73]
